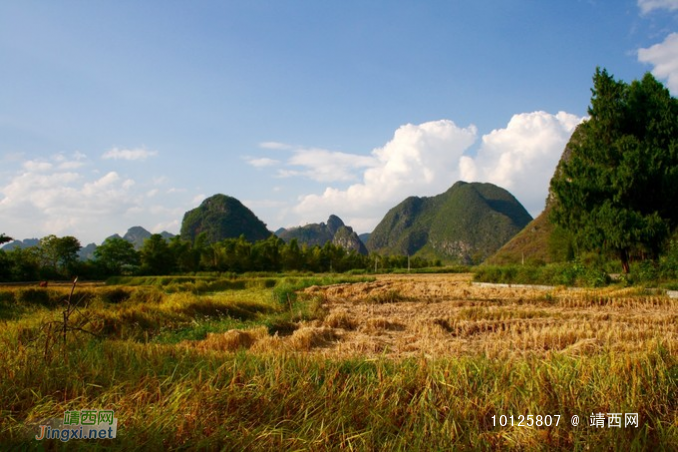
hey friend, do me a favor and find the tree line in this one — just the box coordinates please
[0,232,440,281]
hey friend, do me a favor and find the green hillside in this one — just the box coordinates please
[180,194,271,245]
[486,125,583,265]
[366,182,532,264]
[277,224,334,248]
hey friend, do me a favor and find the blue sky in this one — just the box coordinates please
[1,1,677,244]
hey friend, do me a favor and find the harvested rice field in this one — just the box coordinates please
[3,274,678,450]
[189,273,678,360]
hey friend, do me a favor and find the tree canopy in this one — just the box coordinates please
[551,68,678,273]
[140,234,174,275]
[94,236,140,275]
[38,235,82,277]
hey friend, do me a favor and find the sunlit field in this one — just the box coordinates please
[2,274,677,450]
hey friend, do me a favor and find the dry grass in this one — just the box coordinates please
[185,326,270,352]
[189,273,678,360]
[3,274,678,449]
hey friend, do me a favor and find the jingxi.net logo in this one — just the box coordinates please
[35,409,118,442]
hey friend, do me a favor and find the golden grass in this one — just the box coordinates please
[192,273,678,360]
[186,326,270,352]
[3,274,678,449]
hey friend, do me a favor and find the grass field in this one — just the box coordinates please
[1,274,677,450]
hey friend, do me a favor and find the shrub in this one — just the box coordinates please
[659,240,678,280]
[474,261,611,287]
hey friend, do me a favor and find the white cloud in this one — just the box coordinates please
[58,160,86,170]
[2,152,25,162]
[243,199,288,209]
[288,114,582,233]
[0,162,138,240]
[152,220,180,234]
[0,153,195,243]
[192,194,206,205]
[149,205,184,216]
[638,0,678,14]
[292,120,477,228]
[245,157,281,168]
[281,148,377,182]
[638,32,678,94]
[251,143,379,182]
[102,147,158,161]
[23,160,53,172]
[259,141,294,150]
[459,111,584,216]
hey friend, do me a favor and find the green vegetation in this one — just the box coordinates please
[551,68,678,274]
[622,239,678,287]
[488,68,678,287]
[278,222,334,247]
[278,215,368,255]
[36,235,81,278]
[0,232,440,283]
[486,207,576,266]
[367,181,532,265]
[0,235,83,281]
[180,193,271,245]
[474,262,611,287]
[478,238,678,289]
[94,237,140,275]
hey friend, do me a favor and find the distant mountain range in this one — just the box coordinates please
[366,181,533,264]
[1,238,40,251]
[1,227,175,261]
[276,215,368,255]
[4,180,538,265]
[105,226,175,250]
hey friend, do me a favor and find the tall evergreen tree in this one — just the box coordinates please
[551,68,678,273]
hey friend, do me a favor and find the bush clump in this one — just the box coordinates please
[474,262,611,287]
